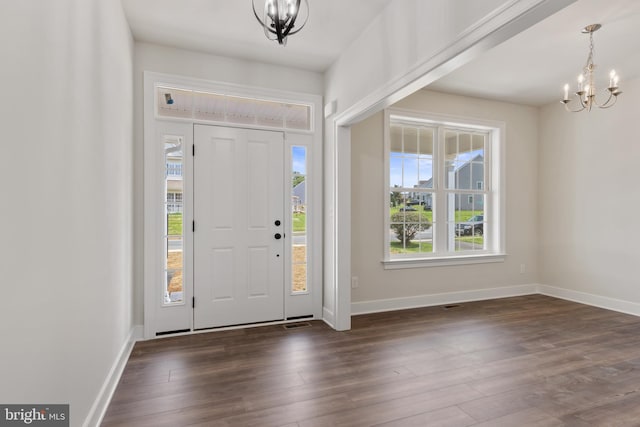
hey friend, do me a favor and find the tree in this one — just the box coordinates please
[390,185,403,207]
[293,173,305,187]
[390,212,431,245]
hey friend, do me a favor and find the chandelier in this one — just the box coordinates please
[252,0,309,46]
[561,24,622,112]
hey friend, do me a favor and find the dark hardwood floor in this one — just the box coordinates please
[102,295,640,426]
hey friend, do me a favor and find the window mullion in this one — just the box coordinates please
[434,126,447,254]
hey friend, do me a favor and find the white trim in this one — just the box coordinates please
[322,307,336,329]
[382,253,506,269]
[383,108,506,264]
[351,284,538,316]
[144,72,323,337]
[333,0,577,128]
[538,285,640,318]
[351,284,640,318]
[334,125,351,331]
[83,325,142,427]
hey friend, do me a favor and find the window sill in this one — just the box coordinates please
[382,253,506,270]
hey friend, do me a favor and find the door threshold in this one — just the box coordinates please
[149,316,316,340]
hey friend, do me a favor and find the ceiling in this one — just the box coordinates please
[429,0,640,106]
[122,0,389,72]
[122,0,640,107]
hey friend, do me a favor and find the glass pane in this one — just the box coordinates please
[254,99,286,128]
[157,87,193,119]
[390,124,435,190]
[292,146,307,293]
[158,87,312,130]
[292,260,307,293]
[472,133,485,156]
[447,193,485,252]
[389,195,433,256]
[403,158,419,188]
[419,127,434,156]
[193,91,226,121]
[390,157,402,188]
[390,125,403,154]
[164,135,184,304]
[403,127,418,156]
[225,95,256,124]
[292,146,307,175]
[285,103,311,130]
[445,130,487,190]
[418,158,433,187]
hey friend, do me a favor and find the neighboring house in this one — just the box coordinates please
[409,154,483,211]
[292,179,306,212]
[454,154,484,210]
[166,155,183,213]
[410,178,433,209]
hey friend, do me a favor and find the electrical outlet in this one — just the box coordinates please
[520,264,526,274]
[351,276,359,289]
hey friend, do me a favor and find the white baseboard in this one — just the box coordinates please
[351,284,538,316]
[538,285,640,317]
[84,324,142,427]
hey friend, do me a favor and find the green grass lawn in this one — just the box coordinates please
[293,212,306,232]
[388,207,482,223]
[168,212,308,235]
[168,213,182,236]
[389,241,433,254]
[457,236,484,245]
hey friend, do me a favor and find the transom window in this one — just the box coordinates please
[384,110,504,267]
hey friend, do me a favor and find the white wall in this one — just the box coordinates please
[132,42,324,325]
[539,76,640,305]
[351,90,539,306]
[0,0,134,426]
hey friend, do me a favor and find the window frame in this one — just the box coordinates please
[383,108,506,269]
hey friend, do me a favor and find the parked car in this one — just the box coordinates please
[455,215,483,236]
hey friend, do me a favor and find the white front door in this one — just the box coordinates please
[193,125,285,329]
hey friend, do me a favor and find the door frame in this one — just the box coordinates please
[143,72,323,339]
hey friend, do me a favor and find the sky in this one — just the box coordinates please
[390,149,482,189]
[292,146,306,175]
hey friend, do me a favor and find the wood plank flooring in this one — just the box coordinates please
[102,295,640,426]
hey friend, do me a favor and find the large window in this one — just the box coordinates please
[385,110,504,267]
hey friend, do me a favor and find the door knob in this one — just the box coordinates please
[274,220,281,226]
[274,233,282,240]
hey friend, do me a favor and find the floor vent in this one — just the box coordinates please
[283,322,312,330]
[156,328,191,336]
[443,304,462,310]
